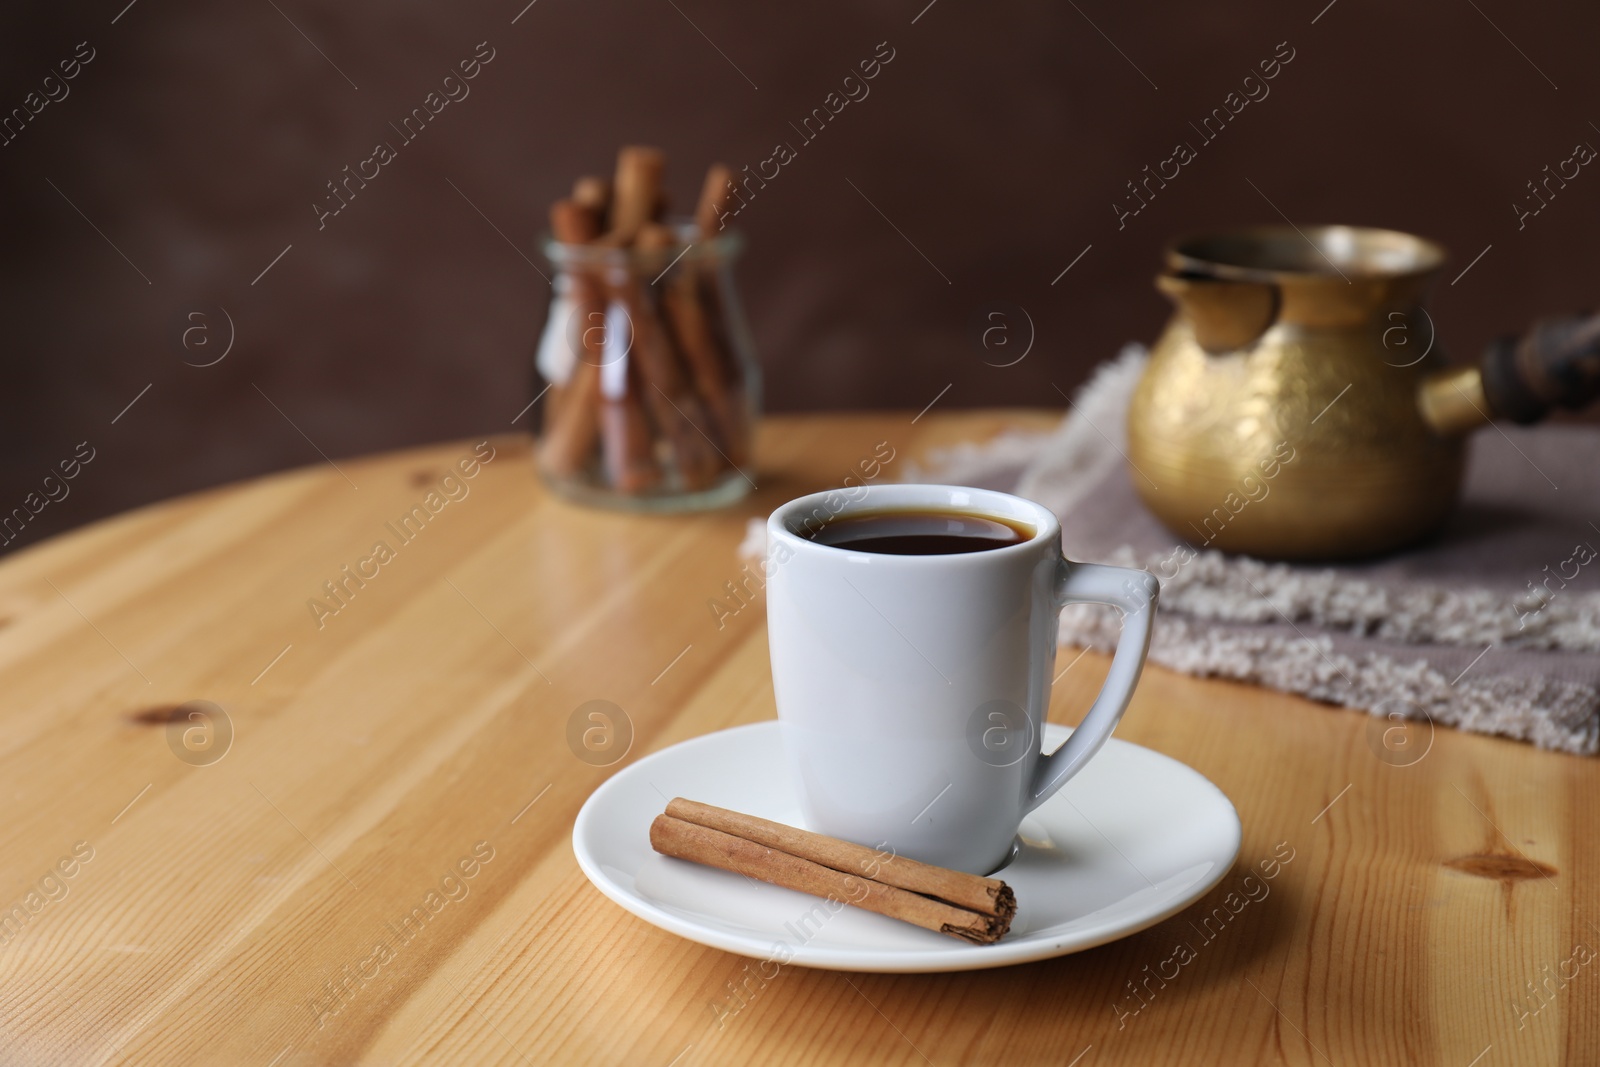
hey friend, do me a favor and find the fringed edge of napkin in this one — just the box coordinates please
[1059,604,1600,756]
[1091,546,1600,656]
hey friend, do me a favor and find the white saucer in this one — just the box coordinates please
[572,722,1241,973]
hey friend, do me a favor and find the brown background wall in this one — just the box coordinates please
[3,0,1598,547]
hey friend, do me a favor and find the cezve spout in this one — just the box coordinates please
[1155,272,1280,355]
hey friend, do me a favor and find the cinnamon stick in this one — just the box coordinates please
[541,359,601,476]
[626,224,725,488]
[538,200,607,479]
[605,146,666,245]
[688,163,750,397]
[695,163,736,237]
[664,798,1014,919]
[551,197,601,246]
[650,814,1011,945]
[655,259,748,465]
[640,212,747,465]
[668,166,753,465]
[572,175,611,214]
[599,359,662,492]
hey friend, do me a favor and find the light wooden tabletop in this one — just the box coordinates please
[0,412,1594,1066]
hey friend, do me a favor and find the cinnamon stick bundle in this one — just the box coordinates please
[537,147,751,496]
[650,799,1015,945]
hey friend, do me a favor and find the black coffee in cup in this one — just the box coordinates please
[806,509,1033,555]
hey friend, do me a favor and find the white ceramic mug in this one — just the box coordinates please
[766,484,1159,874]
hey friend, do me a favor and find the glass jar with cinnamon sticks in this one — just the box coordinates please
[534,148,759,511]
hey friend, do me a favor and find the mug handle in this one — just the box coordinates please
[1025,561,1159,812]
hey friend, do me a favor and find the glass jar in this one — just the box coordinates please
[533,226,759,511]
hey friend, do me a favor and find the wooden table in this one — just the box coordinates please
[1,413,1594,1066]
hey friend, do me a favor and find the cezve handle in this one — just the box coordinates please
[1421,311,1600,435]
[1481,312,1600,422]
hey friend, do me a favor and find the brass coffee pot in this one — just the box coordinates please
[1127,225,1600,559]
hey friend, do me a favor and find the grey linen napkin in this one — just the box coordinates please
[908,347,1600,755]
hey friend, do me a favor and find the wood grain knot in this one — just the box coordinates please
[1443,852,1556,882]
[127,704,188,725]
